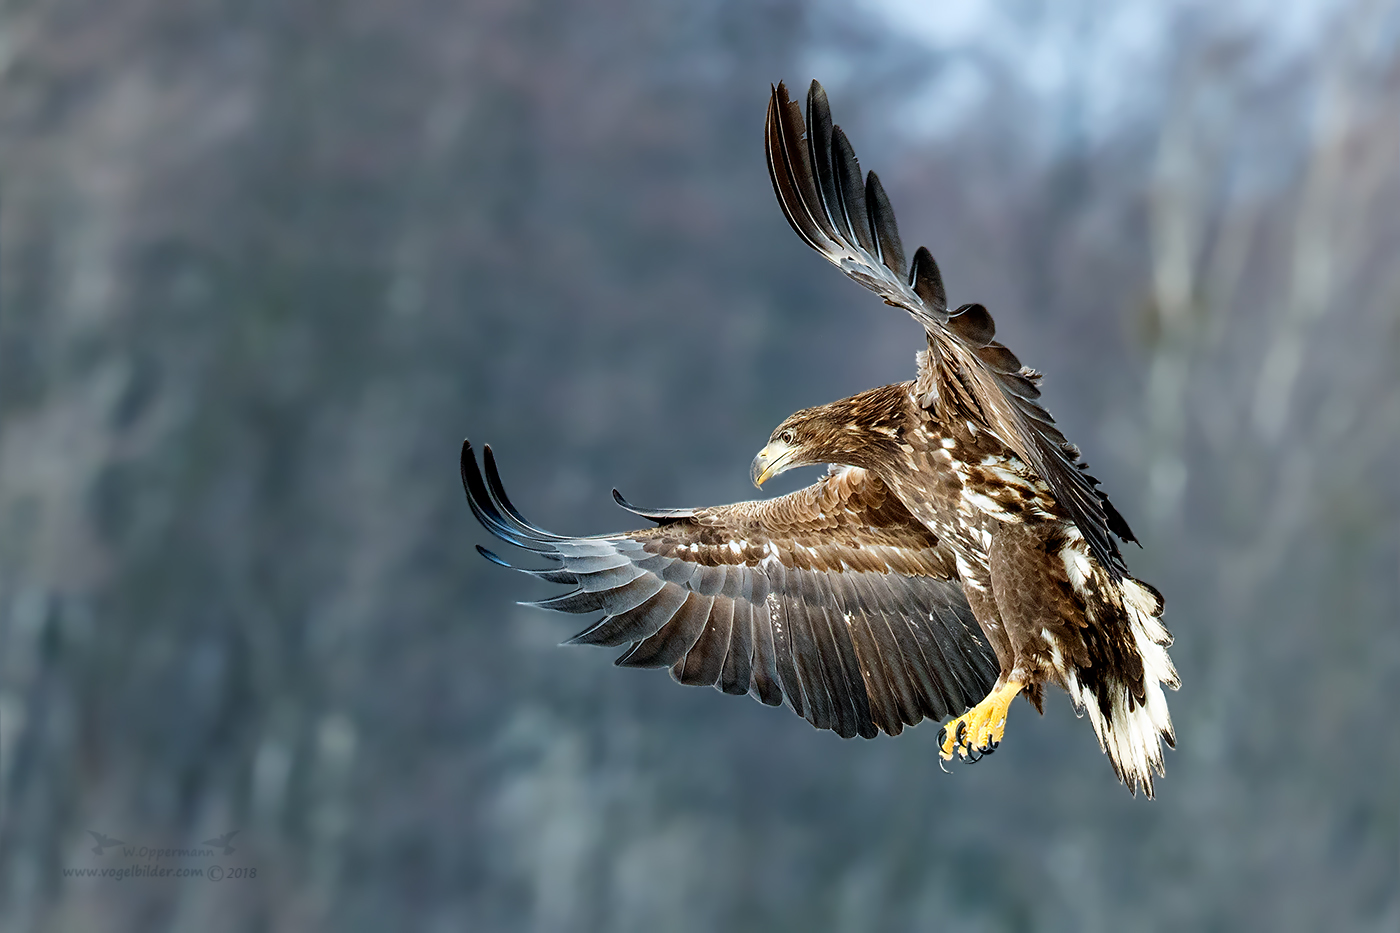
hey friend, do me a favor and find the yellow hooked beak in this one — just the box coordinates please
[750,439,796,488]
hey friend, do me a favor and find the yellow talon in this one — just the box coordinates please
[939,680,1024,761]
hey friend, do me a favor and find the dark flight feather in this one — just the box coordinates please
[719,597,755,696]
[909,247,948,313]
[865,172,906,277]
[947,303,996,347]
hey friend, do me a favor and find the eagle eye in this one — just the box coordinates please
[780,429,795,445]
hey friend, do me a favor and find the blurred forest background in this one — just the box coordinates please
[1,0,1397,930]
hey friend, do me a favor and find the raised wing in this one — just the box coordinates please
[766,80,1136,575]
[464,440,997,739]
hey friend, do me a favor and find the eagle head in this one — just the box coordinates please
[751,386,907,487]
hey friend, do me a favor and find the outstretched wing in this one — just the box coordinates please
[765,80,1136,575]
[464,440,997,740]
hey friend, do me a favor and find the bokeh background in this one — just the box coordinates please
[2,1,1397,930]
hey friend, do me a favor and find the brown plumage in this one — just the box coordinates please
[465,80,1178,796]
[465,442,998,740]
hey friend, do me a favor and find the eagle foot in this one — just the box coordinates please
[938,680,1024,762]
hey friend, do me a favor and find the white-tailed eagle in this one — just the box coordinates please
[464,80,1178,796]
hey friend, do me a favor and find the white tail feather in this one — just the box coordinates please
[1065,574,1179,798]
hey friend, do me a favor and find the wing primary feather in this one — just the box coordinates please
[482,445,570,541]
[909,246,947,314]
[764,82,939,330]
[865,171,906,278]
[775,83,837,250]
[477,546,579,584]
[804,80,843,240]
[831,126,876,254]
[475,545,513,569]
[765,86,828,255]
[460,440,551,552]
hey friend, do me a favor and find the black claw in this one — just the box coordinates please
[955,721,967,742]
[963,745,983,763]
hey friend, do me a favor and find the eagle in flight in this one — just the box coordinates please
[464,81,1178,796]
